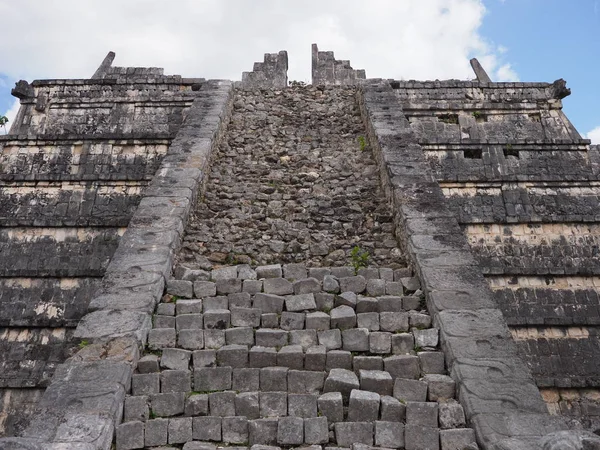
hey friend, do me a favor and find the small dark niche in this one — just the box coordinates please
[463,148,483,159]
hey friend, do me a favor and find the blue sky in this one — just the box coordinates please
[0,0,598,141]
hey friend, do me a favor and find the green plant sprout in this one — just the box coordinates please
[350,245,369,273]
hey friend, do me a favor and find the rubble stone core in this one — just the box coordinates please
[0,48,599,450]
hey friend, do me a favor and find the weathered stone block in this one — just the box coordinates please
[176,313,204,330]
[439,428,477,450]
[326,350,352,370]
[261,313,279,328]
[193,280,217,298]
[304,416,329,444]
[410,312,432,329]
[381,395,406,422]
[288,370,325,394]
[330,305,356,329]
[145,418,168,447]
[280,312,305,330]
[404,425,439,450]
[216,278,242,294]
[353,355,383,373]
[306,312,330,330]
[124,395,149,422]
[154,315,176,328]
[406,402,438,428]
[318,391,344,423]
[168,417,193,444]
[359,370,393,396]
[342,328,370,351]
[277,345,304,369]
[212,266,238,281]
[257,264,283,279]
[277,416,304,445]
[193,349,216,368]
[222,416,249,444]
[356,297,379,313]
[193,416,222,441]
[284,263,308,280]
[357,312,380,331]
[233,367,260,392]
[335,422,373,446]
[413,328,439,348]
[423,374,455,401]
[161,348,192,371]
[168,279,194,298]
[385,281,404,296]
[217,344,249,368]
[185,393,208,416]
[323,275,340,293]
[339,276,367,293]
[225,326,254,346]
[249,418,279,446]
[438,401,466,429]
[375,421,405,448]
[204,309,231,329]
[289,329,318,349]
[380,312,409,332]
[315,292,335,311]
[367,279,386,296]
[161,370,191,393]
[260,366,288,391]
[323,368,359,402]
[194,367,232,391]
[335,291,357,308]
[157,303,175,316]
[378,296,404,312]
[243,279,263,294]
[210,391,236,417]
[392,333,414,355]
[178,329,204,350]
[228,292,252,308]
[347,389,380,422]
[254,293,285,314]
[256,328,288,347]
[116,420,144,450]
[236,391,260,419]
[260,391,287,417]
[249,346,278,368]
[286,293,317,311]
[393,378,428,402]
[203,296,228,311]
[264,277,294,295]
[369,331,392,354]
[304,345,327,371]
[231,307,261,327]
[288,393,318,418]
[294,277,321,294]
[203,329,226,348]
[132,373,159,395]
[384,355,420,379]
[151,392,185,417]
[148,328,176,349]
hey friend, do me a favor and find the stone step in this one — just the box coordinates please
[0,277,101,326]
[0,139,169,181]
[0,227,124,277]
[0,182,144,227]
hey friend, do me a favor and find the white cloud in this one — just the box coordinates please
[587,126,600,144]
[0,0,516,85]
[1,99,20,134]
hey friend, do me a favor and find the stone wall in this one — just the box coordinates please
[241,51,288,88]
[312,44,366,86]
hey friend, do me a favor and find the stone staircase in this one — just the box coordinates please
[117,86,478,450]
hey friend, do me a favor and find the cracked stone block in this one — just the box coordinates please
[318,329,342,350]
[204,309,231,329]
[323,275,340,293]
[132,373,159,395]
[116,420,144,450]
[193,416,222,441]
[254,294,285,314]
[318,391,344,423]
[145,418,168,447]
[417,351,445,374]
[244,279,263,294]
[401,277,421,292]
[381,395,406,422]
[288,370,325,394]
[357,312,379,331]
[369,331,392,354]
[358,267,379,279]
[233,367,260,392]
[194,367,232,391]
[366,279,386,296]
[315,292,335,311]
[264,277,294,295]
[238,264,257,280]
[335,422,373,446]
[410,312,432,329]
[161,370,191,393]
[392,333,414,355]
[210,391,236,417]
[423,374,456,401]
[193,349,216,368]
[262,313,279,328]
[323,368,359,402]
[309,267,331,280]
[393,378,428,402]
[280,312,305,330]
[385,282,404,296]
[339,276,366,293]
[249,418,279,446]
[406,402,438,428]
[330,305,356,329]
[256,329,288,347]
[157,303,175,316]
[176,299,203,314]
[353,356,383,373]
[161,348,192,371]
[405,425,439,450]
[231,307,261,327]
[168,417,193,444]
[185,393,208,416]
[250,346,278,368]
[236,391,260,419]
[178,329,205,350]
[176,314,204,330]
[277,416,304,445]
[154,315,175,328]
[376,421,405,448]
[148,328,176,349]
[260,366,288,391]
[284,263,308,280]
[203,296,228,311]
[440,429,477,450]
[380,268,394,281]
[286,293,317,311]
[212,266,238,281]
[223,416,249,444]
[229,292,252,308]
[217,344,249,368]
[378,296,403,312]
[294,278,321,294]
[151,392,185,417]
[290,330,318,350]
[347,389,380,422]
[216,278,242,294]
[124,396,149,422]
[331,267,354,278]
[342,328,370,351]
[304,416,328,445]
[356,297,379,313]
[277,345,304,369]
[304,345,327,371]
[226,327,254,346]
[260,391,288,417]
[204,329,226,348]
[288,393,318,418]
[439,401,466,429]
[168,279,194,298]
[384,355,420,379]
[413,328,439,348]
[335,292,357,308]
[257,264,283,279]
[359,370,393,396]
[394,268,412,280]
[380,312,409,332]
[306,312,330,330]
[326,350,352,370]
